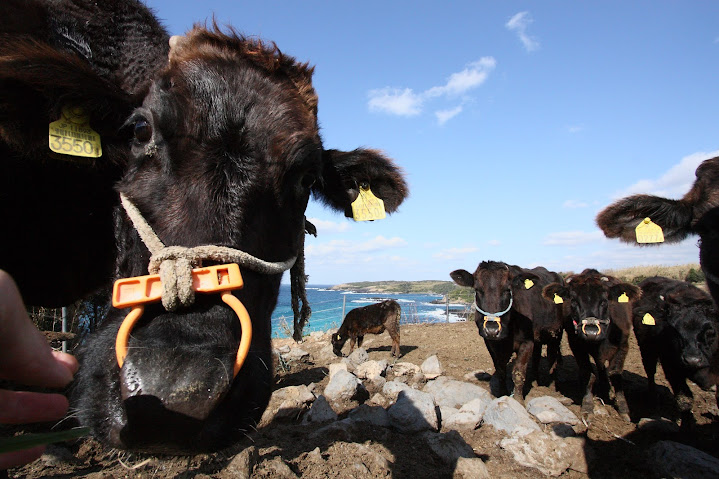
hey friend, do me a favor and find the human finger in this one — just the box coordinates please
[0,389,69,424]
[0,445,45,470]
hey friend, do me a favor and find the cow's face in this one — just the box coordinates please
[451,262,513,340]
[544,272,639,343]
[332,332,348,356]
[74,29,407,454]
[664,292,718,381]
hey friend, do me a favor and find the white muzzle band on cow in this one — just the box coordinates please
[473,291,513,334]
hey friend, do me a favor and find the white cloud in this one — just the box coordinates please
[563,199,589,209]
[543,230,605,246]
[367,87,423,116]
[614,149,719,199]
[506,11,540,52]
[368,57,496,119]
[306,217,351,234]
[306,235,408,260]
[432,247,479,261]
[435,106,463,125]
[426,58,497,98]
[567,125,584,133]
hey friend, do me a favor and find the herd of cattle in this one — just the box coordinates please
[1,0,718,458]
[334,263,718,427]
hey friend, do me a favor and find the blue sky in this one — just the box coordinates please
[145,1,719,285]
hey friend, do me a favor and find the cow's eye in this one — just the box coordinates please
[134,119,152,143]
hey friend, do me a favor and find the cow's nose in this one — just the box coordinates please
[483,322,501,338]
[582,325,601,340]
[681,353,706,369]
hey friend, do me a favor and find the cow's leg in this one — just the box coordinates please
[572,350,594,418]
[664,366,695,429]
[512,341,534,404]
[486,340,510,397]
[348,336,357,353]
[389,331,400,358]
[546,336,562,388]
[356,335,364,348]
[638,341,660,410]
[607,346,630,421]
[531,340,542,386]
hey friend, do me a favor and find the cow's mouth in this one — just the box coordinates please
[576,317,610,341]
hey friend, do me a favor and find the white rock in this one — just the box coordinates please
[391,362,422,376]
[302,395,337,424]
[421,355,444,379]
[346,348,369,367]
[526,396,580,425]
[422,430,475,464]
[355,359,388,380]
[328,362,348,379]
[382,380,411,401]
[324,369,365,403]
[453,457,490,479]
[388,389,438,433]
[423,376,493,409]
[482,396,540,436]
[499,430,573,476]
[348,404,390,427]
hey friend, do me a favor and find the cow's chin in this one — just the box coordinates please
[73,305,273,454]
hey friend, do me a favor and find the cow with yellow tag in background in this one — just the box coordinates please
[596,155,719,404]
[450,261,565,404]
[631,276,718,427]
[542,269,641,422]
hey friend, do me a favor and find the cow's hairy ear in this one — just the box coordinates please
[314,148,409,218]
[609,283,642,303]
[596,194,693,244]
[542,283,567,303]
[511,273,540,290]
[0,37,133,151]
[450,269,474,288]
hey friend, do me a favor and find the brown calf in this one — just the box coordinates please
[332,300,401,357]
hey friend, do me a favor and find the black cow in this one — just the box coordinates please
[1,0,408,453]
[543,269,641,421]
[632,276,718,426]
[596,155,719,385]
[332,299,401,358]
[450,261,564,403]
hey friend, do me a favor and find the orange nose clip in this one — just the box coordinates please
[112,263,252,378]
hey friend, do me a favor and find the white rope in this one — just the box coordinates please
[119,193,297,311]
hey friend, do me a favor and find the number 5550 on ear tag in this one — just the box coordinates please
[351,186,386,222]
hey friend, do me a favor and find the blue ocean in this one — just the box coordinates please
[270,284,469,338]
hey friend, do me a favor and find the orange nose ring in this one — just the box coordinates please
[112,263,252,378]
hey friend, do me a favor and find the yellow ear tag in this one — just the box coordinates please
[48,105,102,158]
[351,186,386,222]
[553,294,563,304]
[635,218,664,244]
[336,334,341,340]
[642,313,656,326]
[524,279,534,290]
[618,292,629,303]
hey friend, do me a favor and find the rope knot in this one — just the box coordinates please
[119,193,298,313]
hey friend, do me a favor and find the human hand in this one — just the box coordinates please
[0,270,79,470]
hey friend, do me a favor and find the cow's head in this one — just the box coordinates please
[74,27,408,454]
[450,261,519,340]
[331,332,348,357]
[543,270,640,342]
[661,288,718,384]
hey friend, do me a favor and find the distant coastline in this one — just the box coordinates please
[330,280,473,304]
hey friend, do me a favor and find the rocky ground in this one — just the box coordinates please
[9,320,719,478]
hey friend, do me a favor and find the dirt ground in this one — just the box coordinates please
[8,320,719,478]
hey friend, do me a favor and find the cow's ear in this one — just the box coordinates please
[596,194,693,244]
[0,34,136,148]
[512,273,540,290]
[609,283,642,303]
[313,148,409,218]
[450,269,474,288]
[542,283,568,304]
